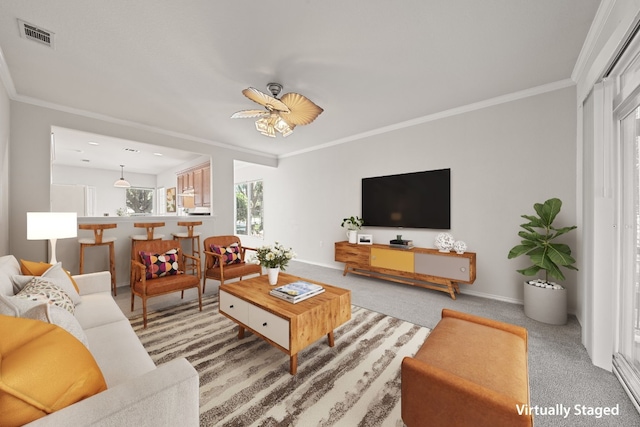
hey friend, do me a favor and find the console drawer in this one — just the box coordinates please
[248,305,290,350]
[219,290,250,325]
[414,253,471,282]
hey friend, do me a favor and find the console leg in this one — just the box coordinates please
[238,326,245,339]
[290,354,298,375]
[327,331,335,347]
[446,281,457,300]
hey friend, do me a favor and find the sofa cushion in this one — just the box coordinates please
[84,319,156,388]
[19,259,79,293]
[0,315,107,426]
[0,255,21,296]
[14,278,76,315]
[74,292,127,330]
[139,249,182,280]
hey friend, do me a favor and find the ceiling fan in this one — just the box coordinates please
[231,83,323,138]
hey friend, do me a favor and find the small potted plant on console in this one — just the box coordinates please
[507,197,577,325]
[341,216,364,244]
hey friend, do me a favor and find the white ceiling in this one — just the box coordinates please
[50,126,204,175]
[0,0,601,167]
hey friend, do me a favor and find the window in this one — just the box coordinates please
[126,187,154,215]
[235,180,263,237]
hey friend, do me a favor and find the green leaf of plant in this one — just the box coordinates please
[550,225,578,238]
[518,231,544,242]
[517,265,541,276]
[508,244,535,259]
[521,215,545,228]
[547,243,576,265]
[538,198,562,226]
[544,261,566,281]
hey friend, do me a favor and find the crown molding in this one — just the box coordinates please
[10,92,276,159]
[281,78,575,159]
[1,35,574,163]
[571,0,616,85]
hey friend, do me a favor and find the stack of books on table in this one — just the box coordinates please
[269,281,325,304]
[389,239,414,249]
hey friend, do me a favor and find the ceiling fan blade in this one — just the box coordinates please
[242,87,290,113]
[279,92,324,125]
[231,109,269,119]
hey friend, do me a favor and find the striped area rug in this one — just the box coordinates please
[131,294,430,427]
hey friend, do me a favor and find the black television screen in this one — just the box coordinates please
[361,168,450,229]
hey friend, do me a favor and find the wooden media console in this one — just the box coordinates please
[334,241,476,299]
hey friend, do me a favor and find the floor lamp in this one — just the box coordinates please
[27,212,78,264]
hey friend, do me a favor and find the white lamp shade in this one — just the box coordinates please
[113,178,131,188]
[27,212,78,240]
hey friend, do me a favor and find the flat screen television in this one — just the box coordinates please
[361,168,450,229]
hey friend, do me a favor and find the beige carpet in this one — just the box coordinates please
[130,294,430,427]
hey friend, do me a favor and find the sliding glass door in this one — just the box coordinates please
[613,34,640,410]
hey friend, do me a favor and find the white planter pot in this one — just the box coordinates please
[523,282,567,325]
[267,267,280,285]
[346,230,358,244]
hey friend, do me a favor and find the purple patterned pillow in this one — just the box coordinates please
[139,248,183,280]
[211,244,242,266]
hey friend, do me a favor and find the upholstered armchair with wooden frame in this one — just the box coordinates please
[202,235,262,292]
[131,239,202,328]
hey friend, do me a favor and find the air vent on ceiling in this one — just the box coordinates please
[18,19,55,49]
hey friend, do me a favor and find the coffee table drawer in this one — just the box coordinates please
[220,290,250,325]
[248,306,290,350]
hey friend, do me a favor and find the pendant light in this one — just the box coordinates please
[114,165,131,188]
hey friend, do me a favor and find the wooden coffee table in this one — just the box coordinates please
[218,273,351,374]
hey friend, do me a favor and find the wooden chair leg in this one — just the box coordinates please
[143,297,148,329]
[202,276,207,294]
[131,292,135,311]
[79,244,85,275]
[198,285,203,311]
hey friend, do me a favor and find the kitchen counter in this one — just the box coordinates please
[56,215,216,290]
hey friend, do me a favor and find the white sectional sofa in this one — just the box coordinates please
[0,255,199,426]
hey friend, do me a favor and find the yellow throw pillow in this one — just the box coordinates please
[0,315,107,426]
[20,259,79,293]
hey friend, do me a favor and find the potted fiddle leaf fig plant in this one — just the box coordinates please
[341,216,364,244]
[507,197,577,325]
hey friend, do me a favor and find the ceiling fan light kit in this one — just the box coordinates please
[232,83,323,138]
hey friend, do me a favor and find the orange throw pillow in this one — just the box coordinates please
[19,259,79,293]
[0,315,107,426]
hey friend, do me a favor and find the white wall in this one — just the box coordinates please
[53,165,156,216]
[8,101,277,263]
[0,77,9,255]
[238,87,578,308]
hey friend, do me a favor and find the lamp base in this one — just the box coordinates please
[49,238,58,264]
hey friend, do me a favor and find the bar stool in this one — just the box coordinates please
[78,223,118,296]
[172,221,202,274]
[130,222,165,260]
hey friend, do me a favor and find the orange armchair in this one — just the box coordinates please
[131,240,202,328]
[202,235,262,292]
